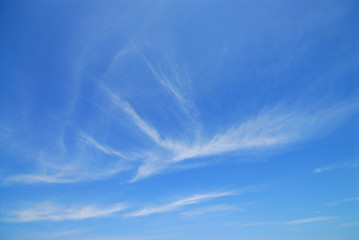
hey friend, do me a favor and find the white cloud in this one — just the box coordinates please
[5,174,76,184]
[283,216,336,225]
[176,102,358,161]
[324,196,359,206]
[231,216,336,228]
[128,38,196,121]
[5,96,358,184]
[65,234,172,240]
[3,202,127,222]
[79,131,126,158]
[313,161,359,174]
[101,84,179,151]
[181,204,236,216]
[3,130,131,185]
[4,160,128,184]
[336,221,359,227]
[5,73,358,185]
[313,164,338,173]
[129,100,359,181]
[18,229,88,240]
[124,191,235,217]
[235,222,274,228]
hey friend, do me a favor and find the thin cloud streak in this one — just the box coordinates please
[181,204,236,217]
[4,158,128,184]
[336,221,359,227]
[79,131,126,158]
[69,234,172,240]
[5,174,77,184]
[3,202,127,222]
[128,38,195,121]
[101,85,179,151]
[232,216,336,228]
[235,222,274,228]
[283,216,337,225]
[19,229,89,240]
[313,161,359,174]
[4,166,126,184]
[124,191,235,217]
[324,196,359,206]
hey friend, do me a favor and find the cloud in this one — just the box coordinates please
[177,101,358,160]
[64,234,172,240]
[5,174,77,184]
[3,130,130,185]
[4,159,84,184]
[18,229,89,240]
[324,196,359,206]
[313,164,340,174]
[5,88,358,184]
[235,222,274,228]
[5,42,359,185]
[128,99,359,181]
[232,216,336,228]
[101,84,179,151]
[282,216,337,225]
[181,204,236,217]
[336,221,359,227]
[79,131,126,158]
[4,160,128,184]
[313,161,359,174]
[3,202,127,222]
[4,169,123,184]
[127,38,196,122]
[124,191,235,217]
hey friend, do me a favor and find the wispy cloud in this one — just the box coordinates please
[4,169,124,184]
[4,158,128,184]
[124,191,235,217]
[336,221,359,227]
[127,38,196,122]
[324,196,359,206]
[282,216,337,225]
[3,130,130,185]
[5,92,358,184]
[5,173,77,184]
[4,159,83,184]
[313,164,339,174]
[17,229,88,240]
[3,202,127,222]
[313,161,359,174]
[67,234,172,240]
[181,204,236,217]
[5,42,359,185]
[128,99,359,181]
[101,84,179,151]
[79,131,126,158]
[232,216,336,228]
[235,222,274,228]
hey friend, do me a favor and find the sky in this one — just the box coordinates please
[0,0,359,239]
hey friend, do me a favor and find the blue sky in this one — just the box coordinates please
[1,0,359,239]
